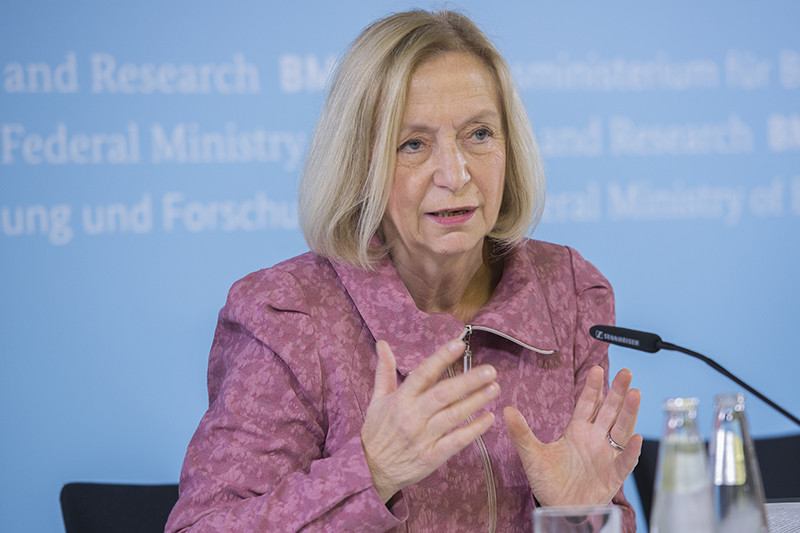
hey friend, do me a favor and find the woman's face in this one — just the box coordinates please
[381,52,506,267]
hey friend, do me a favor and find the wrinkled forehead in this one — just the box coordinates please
[399,51,505,124]
[401,53,502,122]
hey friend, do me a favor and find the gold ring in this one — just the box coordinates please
[607,433,625,451]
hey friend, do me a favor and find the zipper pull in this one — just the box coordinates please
[463,325,473,374]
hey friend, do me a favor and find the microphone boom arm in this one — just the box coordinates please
[589,324,800,428]
[657,340,800,427]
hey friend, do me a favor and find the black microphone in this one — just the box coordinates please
[590,324,800,428]
[589,325,662,353]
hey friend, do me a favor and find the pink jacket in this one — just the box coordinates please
[166,239,635,532]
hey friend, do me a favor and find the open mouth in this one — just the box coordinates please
[433,209,471,218]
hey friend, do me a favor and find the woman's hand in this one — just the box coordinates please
[504,366,642,507]
[361,339,500,503]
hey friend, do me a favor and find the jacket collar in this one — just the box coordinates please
[331,241,559,375]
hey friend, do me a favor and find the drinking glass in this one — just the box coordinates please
[649,397,716,533]
[710,393,768,533]
[533,505,621,533]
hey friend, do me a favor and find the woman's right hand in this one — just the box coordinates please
[360,339,500,504]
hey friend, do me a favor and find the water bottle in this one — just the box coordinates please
[709,393,768,533]
[650,397,717,533]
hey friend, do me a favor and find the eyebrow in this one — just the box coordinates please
[398,109,502,136]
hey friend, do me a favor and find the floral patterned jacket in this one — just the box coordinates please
[165,239,635,533]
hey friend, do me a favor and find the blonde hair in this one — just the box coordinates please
[299,9,544,269]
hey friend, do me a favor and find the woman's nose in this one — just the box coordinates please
[432,141,470,192]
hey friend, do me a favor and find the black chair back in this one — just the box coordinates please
[60,482,179,533]
[632,438,660,527]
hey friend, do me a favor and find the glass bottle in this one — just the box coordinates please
[709,393,768,533]
[650,397,717,533]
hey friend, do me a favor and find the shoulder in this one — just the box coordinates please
[224,252,339,316]
[215,252,354,354]
[207,253,336,418]
[521,239,611,293]
[212,251,349,368]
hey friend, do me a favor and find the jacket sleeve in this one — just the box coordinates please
[165,270,407,533]
[568,246,615,392]
[567,247,637,533]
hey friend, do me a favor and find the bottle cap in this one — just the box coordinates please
[714,392,746,411]
[663,397,700,411]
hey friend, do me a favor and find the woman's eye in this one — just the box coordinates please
[401,139,422,151]
[473,128,491,141]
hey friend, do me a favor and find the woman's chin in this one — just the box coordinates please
[421,235,487,261]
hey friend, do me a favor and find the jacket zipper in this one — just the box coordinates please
[452,325,554,533]
[460,324,555,355]
[462,325,473,372]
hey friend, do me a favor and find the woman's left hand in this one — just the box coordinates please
[504,366,642,507]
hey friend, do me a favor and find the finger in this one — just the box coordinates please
[417,364,497,419]
[503,406,544,470]
[595,368,633,431]
[571,366,604,423]
[401,339,465,394]
[609,388,641,447]
[614,433,643,480]
[430,411,495,464]
[370,340,398,402]
[434,411,494,450]
[427,380,500,432]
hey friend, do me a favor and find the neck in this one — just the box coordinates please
[390,239,503,323]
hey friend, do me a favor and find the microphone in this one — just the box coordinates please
[590,325,800,427]
[589,325,662,353]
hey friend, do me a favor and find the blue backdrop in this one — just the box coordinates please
[2,1,799,531]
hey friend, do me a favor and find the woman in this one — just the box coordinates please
[166,9,642,533]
